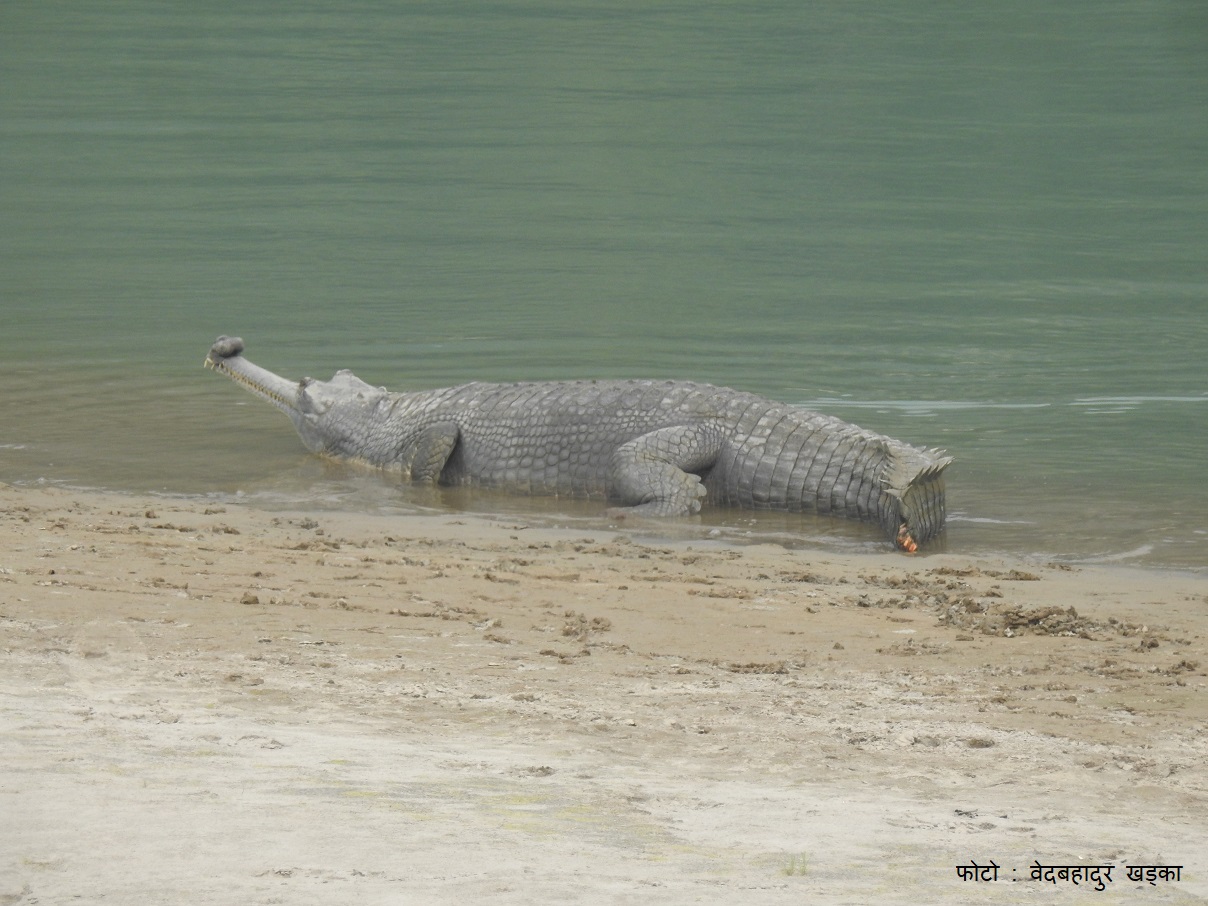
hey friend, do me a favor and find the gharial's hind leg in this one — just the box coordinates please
[606,424,722,516]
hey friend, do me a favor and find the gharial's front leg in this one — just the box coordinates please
[401,421,460,482]
[606,424,722,516]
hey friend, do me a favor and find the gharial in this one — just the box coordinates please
[204,336,953,551]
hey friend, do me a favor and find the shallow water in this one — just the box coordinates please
[2,1,1205,570]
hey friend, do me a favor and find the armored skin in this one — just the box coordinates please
[205,336,953,550]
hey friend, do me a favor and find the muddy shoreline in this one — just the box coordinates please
[2,483,1205,903]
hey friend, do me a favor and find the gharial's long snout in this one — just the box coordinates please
[204,335,303,417]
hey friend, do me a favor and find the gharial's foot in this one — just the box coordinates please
[606,493,703,520]
[606,467,707,519]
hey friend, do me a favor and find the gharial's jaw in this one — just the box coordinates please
[204,335,305,420]
[205,336,390,459]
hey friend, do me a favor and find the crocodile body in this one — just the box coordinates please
[205,336,953,549]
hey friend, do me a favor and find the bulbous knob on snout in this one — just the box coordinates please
[209,335,245,360]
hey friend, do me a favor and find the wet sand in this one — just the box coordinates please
[2,483,1205,904]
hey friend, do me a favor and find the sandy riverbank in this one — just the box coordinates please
[1,483,1205,904]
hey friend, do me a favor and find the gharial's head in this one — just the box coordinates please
[204,336,388,458]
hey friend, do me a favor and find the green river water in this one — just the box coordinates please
[2,2,1206,570]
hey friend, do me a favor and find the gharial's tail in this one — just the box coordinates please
[879,445,954,551]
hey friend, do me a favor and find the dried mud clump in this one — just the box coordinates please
[727,661,789,674]
[941,601,1134,639]
[562,610,612,641]
[929,566,1041,582]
